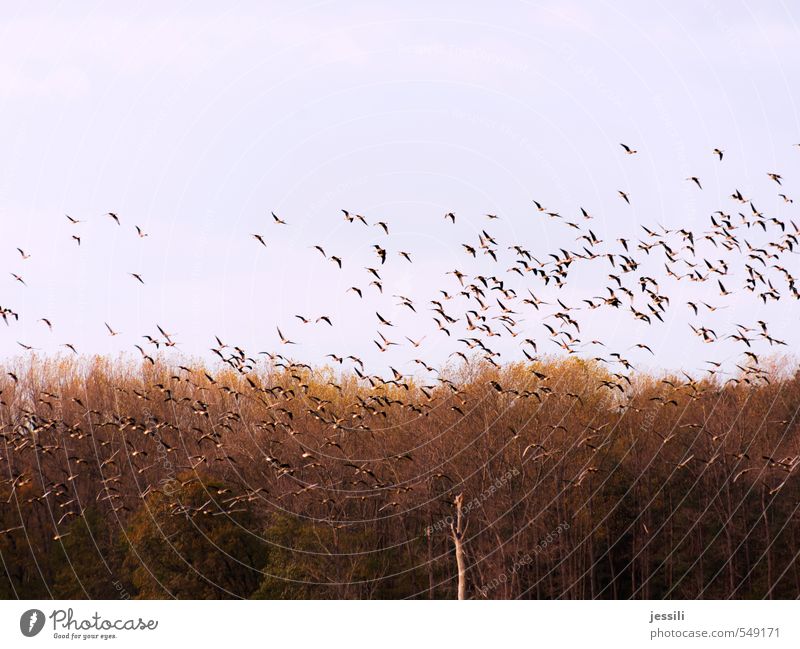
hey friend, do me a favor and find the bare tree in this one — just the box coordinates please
[451,493,467,600]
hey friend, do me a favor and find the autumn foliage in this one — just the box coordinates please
[1,353,799,599]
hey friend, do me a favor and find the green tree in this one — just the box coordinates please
[122,478,267,598]
[253,514,427,599]
[51,508,125,599]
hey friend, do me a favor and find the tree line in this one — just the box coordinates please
[1,354,799,599]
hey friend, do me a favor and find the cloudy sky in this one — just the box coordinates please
[1,1,798,375]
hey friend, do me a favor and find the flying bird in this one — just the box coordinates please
[686,177,702,189]
[767,173,782,185]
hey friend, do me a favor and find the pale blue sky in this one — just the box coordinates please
[1,1,798,376]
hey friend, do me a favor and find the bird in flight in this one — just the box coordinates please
[620,143,637,155]
[252,234,267,247]
[767,173,782,185]
[129,273,145,284]
[712,148,724,160]
[107,212,121,225]
[272,212,287,225]
[686,177,702,189]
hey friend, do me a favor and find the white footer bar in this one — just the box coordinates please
[1,600,796,648]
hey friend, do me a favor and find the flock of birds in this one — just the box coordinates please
[1,143,800,541]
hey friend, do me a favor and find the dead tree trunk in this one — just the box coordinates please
[451,493,467,600]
